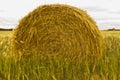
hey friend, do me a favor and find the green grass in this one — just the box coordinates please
[0,31,120,80]
[0,31,13,37]
[102,30,120,38]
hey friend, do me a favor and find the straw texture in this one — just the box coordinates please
[13,4,102,58]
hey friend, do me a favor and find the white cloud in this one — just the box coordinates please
[0,0,120,29]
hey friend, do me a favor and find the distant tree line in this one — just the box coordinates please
[107,28,120,31]
[0,28,13,31]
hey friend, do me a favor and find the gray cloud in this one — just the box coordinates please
[95,17,120,21]
[81,6,107,12]
[0,10,5,12]
[109,11,120,14]
[98,22,120,27]
[0,17,17,27]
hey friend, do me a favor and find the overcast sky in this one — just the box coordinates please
[0,0,120,29]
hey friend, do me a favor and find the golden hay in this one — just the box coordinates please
[13,4,102,58]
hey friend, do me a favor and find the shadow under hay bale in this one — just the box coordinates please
[13,4,102,59]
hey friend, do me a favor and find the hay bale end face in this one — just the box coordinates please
[13,4,102,58]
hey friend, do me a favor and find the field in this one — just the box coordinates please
[0,30,120,80]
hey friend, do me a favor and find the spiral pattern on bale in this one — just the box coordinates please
[13,4,102,58]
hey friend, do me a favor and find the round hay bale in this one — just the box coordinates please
[13,4,102,58]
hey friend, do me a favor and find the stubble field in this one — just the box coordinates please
[0,30,120,80]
